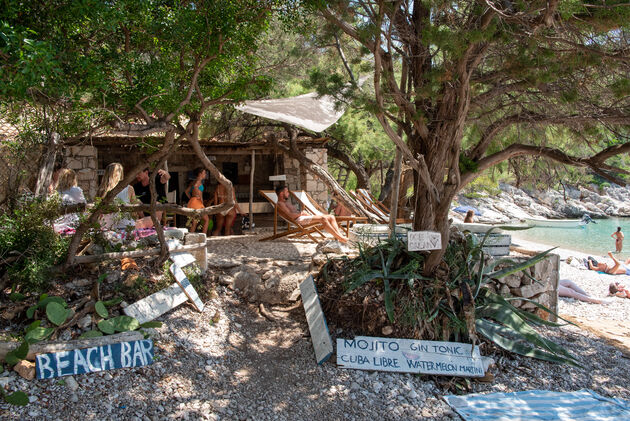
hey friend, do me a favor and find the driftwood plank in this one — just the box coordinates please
[0,331,144,362]
[300,275,333,365]
[123,283,189,324]
[73,242,207,264]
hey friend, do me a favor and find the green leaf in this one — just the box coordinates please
[476,319,579,366]
[97,319,115,335]
[9,292,26,302]
[25,320,41,333]
[94,301,108,318]
[485,248,556,280]
[4,391,29,406]
[46,302,69,326]
[477,301,576,361]
[26,306,37,319]
[24,327,54,344]
[140,321,163,328]
[383,278,395,323]
[79,330,103,339]
[97,273,108,283]
[5,341,29,366]
[110,316,140,332]
[346,270,383,291]
[102,297,123,307]
[38,296,66,309]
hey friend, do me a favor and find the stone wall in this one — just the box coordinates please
[488,253,560,322]
[64,145,98,200]
[283,147,329,206]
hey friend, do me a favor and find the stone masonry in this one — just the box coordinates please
[64,145,98,200]
[283,147,329,207]
[488,253,560,322]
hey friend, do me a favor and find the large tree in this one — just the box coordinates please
[1,0,283,264]
[311,1,630,271]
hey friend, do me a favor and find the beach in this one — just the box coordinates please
[511,232,630,326]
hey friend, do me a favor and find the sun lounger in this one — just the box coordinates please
[290,190,367,236]
[258,190,327,242]
[353,188,412,224]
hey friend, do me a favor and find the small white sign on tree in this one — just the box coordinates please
[407,231,442,251]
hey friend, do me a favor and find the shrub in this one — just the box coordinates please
[0,194,69,292]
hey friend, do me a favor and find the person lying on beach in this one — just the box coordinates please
[558,279,610,304]
[609,282,630,299]
[587,252,630,275]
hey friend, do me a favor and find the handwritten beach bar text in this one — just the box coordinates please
[36,339,154,379]
[337,336,485,377]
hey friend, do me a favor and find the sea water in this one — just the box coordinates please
[510,217,630,258]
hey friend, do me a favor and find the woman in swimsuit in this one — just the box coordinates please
[588,252,630,275]
[609,282,630,298]
[211,182,242,236]
[186,167,210,235]
[611,227,624,253]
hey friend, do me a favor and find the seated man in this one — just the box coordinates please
[275,185,349,243]
[588,252,630,275]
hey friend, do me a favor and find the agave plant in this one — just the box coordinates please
[336,228,578,366]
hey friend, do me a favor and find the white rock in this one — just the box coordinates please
[65,376,79,391]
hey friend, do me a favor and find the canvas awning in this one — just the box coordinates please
[235,92,345,132]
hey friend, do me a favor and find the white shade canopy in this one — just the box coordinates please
[235,92,345,132]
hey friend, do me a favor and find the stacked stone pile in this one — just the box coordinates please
[486,253,560,321]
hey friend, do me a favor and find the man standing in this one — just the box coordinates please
[133,168,171,218]
[275,185,349,243]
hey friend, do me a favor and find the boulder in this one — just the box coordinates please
[231,263,309,304]
[14,360,35,380]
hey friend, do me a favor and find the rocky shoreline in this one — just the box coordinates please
[452,182,630,223]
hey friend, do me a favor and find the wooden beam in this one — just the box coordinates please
[73,242,207,264]
[0,331,144,362]
[250,149,255,231]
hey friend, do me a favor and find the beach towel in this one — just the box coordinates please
[443,389,630,421]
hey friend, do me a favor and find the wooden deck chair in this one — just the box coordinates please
[348,190,388,223]
[354,188,413,224]
[290,190,368,236]
[258,190,327,242]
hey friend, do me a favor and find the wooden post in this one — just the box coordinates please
[249,149,255,231]
[389,147,402,236]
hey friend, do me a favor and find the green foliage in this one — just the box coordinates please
[4,341,28,366]
[0,195,69,292]
[94,301,109,319]
[1,389,29,406]
[45,301,70,326]
[336,232,577,365]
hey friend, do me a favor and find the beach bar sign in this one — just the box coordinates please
[407,231,442,251]
[337,336,489,377]
[36,339,154,379]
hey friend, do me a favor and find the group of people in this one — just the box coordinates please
[51,163,241,237]
[181,167,242,237]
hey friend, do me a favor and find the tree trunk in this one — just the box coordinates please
[274,129,375,220]
[34,132,60,197]
[326,144,370,189]
[63,132,178,268]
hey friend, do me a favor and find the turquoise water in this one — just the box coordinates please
[510,217,630,259]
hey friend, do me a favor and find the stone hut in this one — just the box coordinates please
[64,135,330,213]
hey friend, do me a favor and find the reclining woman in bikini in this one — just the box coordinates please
[588,251,630,275]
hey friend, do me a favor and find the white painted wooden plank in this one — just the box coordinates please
[170,263,205,312]
[268,175,287,181]
[300,275,333,365]
[337,336,491,377]
[123,283,189,324]
[407,231,442,251]
[170,252,196,268]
